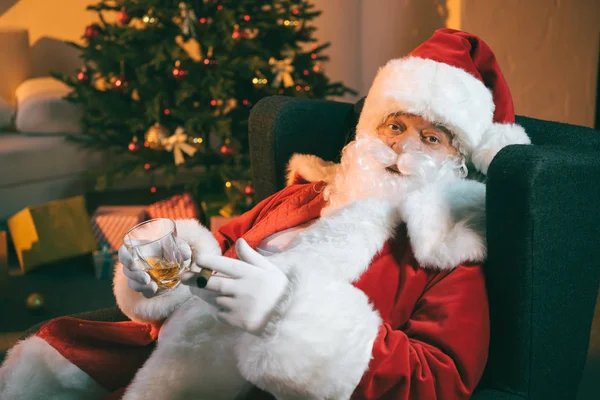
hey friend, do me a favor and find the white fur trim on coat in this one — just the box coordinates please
[236,268,382,400]
[113,219,222,324]
[471,123,531,175]
[123,298,252,400]
[284,154,487,269]
[286,153,338,186]
[399,177,487,269]
[0,336,108,400]
[235,198,398,398]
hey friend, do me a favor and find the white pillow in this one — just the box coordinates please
[0,97,14,130]
[15,77,82,134]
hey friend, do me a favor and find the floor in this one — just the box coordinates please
[0,255,116,363]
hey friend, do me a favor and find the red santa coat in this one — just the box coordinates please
[214,181,490,399]
[1,180,489,400]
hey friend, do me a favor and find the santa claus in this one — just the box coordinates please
[0,28,530,399]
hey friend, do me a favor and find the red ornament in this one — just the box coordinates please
[210,99,218,107]
[219,142,235,156]
[199,17,207,24]
[84,24,101,39]
[117,8,131,25]
[243,184,255,196]
[303,69,309,76]
[128,137,141,153]
[150,186,157,193]
[217,5,223,10]
[310,53,317,60]
[243,15,251,22]
[203,58,218,66]
[77,69,89,83]
[163,108,171,116]
[144,163,151,170]
[172,65,188,80]
[113,76,127,92]
[242,99,250,106]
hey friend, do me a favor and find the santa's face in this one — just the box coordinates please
[323,113,464,213]
[377,113,458,170]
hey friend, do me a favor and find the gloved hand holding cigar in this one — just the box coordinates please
[181,238,289,336]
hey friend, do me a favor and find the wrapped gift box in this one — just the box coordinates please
[91,206,147,251]
[93,241,118,280]
[7,196,97,273]
[146,193,199,220]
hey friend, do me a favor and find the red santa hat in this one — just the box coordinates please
[356,28,531,174]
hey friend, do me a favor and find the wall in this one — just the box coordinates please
[0,0,107,80]
[359,0,449,96]
[311,0,361,100]
[461,0,600,128]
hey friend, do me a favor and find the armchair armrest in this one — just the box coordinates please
[248,96,357,201]
[516,115,600,148]
[482,144,600,399]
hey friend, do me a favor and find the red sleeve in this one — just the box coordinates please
[213,184,311,254]
[353,265,490,400]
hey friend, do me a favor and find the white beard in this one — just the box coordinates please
[322,136,464,216]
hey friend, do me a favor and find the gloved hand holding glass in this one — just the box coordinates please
[121,218,208,297]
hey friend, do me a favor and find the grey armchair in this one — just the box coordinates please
[247,96,600,400]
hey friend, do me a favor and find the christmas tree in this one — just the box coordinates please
[57,0,355,217]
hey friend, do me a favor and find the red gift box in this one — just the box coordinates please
[146,193,199,221]
[91,206,147,251]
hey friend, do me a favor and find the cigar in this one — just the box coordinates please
[196,268,212,288]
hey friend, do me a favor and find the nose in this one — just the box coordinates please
[390,129,422,155]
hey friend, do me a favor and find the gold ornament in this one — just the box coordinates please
[144,122,169,149]
[269,56,295,88]
[223,98,238,115]
[93,74,110,91]
[214,98,237,117]
[164,127,198,165]
[175,35,202,62]
[26,292,45,311]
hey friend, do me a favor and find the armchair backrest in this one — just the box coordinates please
[248,96,600,399]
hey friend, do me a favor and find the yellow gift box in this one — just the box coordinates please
[7,196,97,273]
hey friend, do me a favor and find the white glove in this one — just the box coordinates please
[181,238,289,336]
[118,236,192,299]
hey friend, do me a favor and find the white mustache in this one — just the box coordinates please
[350,137,466,179]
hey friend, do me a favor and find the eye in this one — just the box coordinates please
[424,135,440,144]
[387,123,405,132]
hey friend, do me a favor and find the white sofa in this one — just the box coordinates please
[0,29,104,221]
